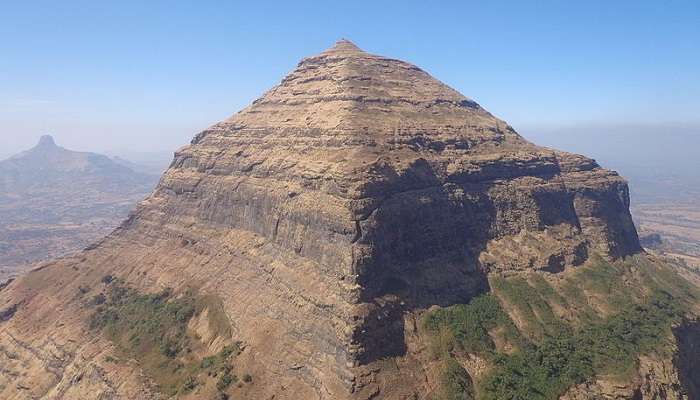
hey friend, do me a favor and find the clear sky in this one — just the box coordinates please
[1,0,699,162]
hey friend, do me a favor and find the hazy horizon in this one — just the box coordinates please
[2,1,699,178]
[4,121,699,183]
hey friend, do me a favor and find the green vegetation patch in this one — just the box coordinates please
[439,356,474,400]
[480,291,684,400]
[87,280,248,397]
[635,257,700,302]
[572,257,640,311]
[491,276,569,340]
[423,256,696,400]
[423,294,522,357]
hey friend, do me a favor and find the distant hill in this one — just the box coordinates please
[0,135,158,276]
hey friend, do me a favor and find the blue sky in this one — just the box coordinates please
[1,0,699,160]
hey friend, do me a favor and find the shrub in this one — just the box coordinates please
[90,293,106,306]
[181,376,198,393]
[221,343,241,358]
[216,392,230,400]
[159,338,181,358]
[201,356,216,369]
[216,371,236,391]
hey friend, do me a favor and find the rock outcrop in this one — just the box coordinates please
[0,40,643,399]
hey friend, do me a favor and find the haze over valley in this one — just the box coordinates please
[0,135,158,280]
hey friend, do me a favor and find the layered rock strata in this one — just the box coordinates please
[0,40,642,399]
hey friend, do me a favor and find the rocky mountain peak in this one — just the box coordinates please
[26,134,62,155]
[207,39,511,157]
[36,134,57,148]
[322,38,365,55]
[0,42,652,400]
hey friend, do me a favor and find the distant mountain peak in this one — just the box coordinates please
[333,38,360,49]
[1,134,157,185]
[36,134,57,148]
[321,38,365,56]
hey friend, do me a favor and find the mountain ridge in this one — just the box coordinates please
[1,135,154,188]
[0,135,157,273]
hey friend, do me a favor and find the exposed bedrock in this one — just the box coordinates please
[674,320,700,399]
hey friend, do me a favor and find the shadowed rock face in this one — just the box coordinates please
[164,38,640,361]
[675,320,700,399]
[0,40,641,399]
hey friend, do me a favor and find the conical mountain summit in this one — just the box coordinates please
[36,134,57,148]
[0,41,652,399]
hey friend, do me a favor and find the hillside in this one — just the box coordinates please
[0,41,697,400]
[0,135,158,278]
[520,125,700,271]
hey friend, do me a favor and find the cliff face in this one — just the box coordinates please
[161,39,640,366]
[0,41,646,399]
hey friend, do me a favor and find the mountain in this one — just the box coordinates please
[0,135,158,276]
[0,41,698,400]
[519,125,700,270]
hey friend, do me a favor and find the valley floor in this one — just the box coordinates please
[634,201,700,268]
